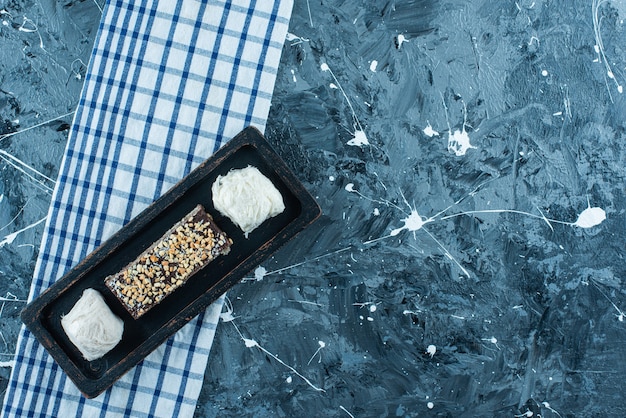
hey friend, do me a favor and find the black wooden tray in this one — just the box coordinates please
[21,126,321,398]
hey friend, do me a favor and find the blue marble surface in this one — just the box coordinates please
[2,0,625,416]
[0,0,101,402]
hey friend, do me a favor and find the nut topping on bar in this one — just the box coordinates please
[105,205,232,319]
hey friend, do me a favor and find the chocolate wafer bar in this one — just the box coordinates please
[105,204,232,319]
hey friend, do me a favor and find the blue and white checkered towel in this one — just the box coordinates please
[2,0,292,416]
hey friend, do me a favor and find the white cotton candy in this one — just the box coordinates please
[212,166,285,237]
[61,288,124,361]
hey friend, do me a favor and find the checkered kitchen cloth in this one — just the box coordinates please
[2,0,292,416]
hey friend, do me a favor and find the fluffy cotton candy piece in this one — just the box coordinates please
[212,166,285,237]
[61,288,124,361]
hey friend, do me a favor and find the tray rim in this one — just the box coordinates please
[20,126,321,398]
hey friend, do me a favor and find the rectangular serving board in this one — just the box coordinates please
[21,126,322,398]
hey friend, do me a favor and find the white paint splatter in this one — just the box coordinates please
[288,299,324,307]
[541,401,563,417]
[0,293,26,303]
[286,32,309,45]
[390,209,431,236]
[354,301,377,311]
[307,340,327,365]
[254,266,267,281]
[90,0,103,13]
[0,150,55,193]
[340,405,355,418]
[286,376,292,383]
[247,337,323,390]
[590,279,626,322]
[346,129,369,147]
[232,322,325,392]
[243,338,258,348]
[423,123,439,137]
[18,16,45,51]
[0,217,46,248]
[442,204,607,230]
[573,206,606,228]
[219,310,236,322]
[219,297,238,322]
[447,128,476,156]
[0,111,74,142]
[361,187,472,277]
[593,0,624,99]
[290,69,297,83]
[403,309,422,315]
[369,60,378,72]
[320,62,370,147]
[397,34,409,49]
[70,58,87,81]
[373,208,380,216]
[426,344,436,357]
[541,69,549,76]
[329,83,338,89]
[1,9,10,26]
[259,246,352,278]
[427,401,434,409]
[17,16,37,33]
[482,336,500,349]
[355,166,608,287]
[441,95,476,156]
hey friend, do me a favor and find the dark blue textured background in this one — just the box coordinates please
[1,1,625,416]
